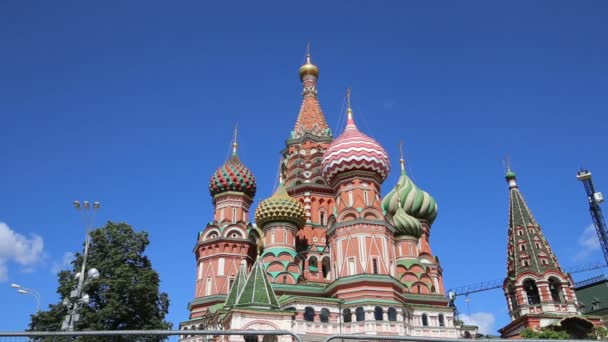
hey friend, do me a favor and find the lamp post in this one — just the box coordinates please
[11,283,41,312]
[61,200,101,332]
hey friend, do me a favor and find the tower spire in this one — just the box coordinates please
[232,123,239,155]
[345,88,356,128]
[292,45,330,139]
[399,141,405,173]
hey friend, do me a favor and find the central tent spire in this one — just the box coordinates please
[292,45,331,139]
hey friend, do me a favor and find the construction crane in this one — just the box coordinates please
[577,169,608,266]
[448,262,607,301]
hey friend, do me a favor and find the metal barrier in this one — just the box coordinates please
[321,336,588,342]
[0,330,302,342]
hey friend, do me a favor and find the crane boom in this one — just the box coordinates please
[576,170,608,266]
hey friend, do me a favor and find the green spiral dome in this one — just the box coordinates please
[382,169,438,236]
[254,183,306,229]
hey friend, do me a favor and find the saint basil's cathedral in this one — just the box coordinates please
[179,52,600,340]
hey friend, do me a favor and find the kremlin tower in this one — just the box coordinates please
[499,167,583,338]
[180,51,474,341]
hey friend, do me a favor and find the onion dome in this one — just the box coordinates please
[392,207,422,238]
[299,53,320,80]
[382,157,438,228]
[254,182,306,228]
[321,92,390,185]
[209,130,257,198]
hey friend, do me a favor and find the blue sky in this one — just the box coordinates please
[1,0,608,335]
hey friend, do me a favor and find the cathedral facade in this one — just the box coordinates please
[179,54,476,341]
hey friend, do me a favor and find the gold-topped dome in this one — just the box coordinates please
[299,54,319,80]
[254,183,306,229]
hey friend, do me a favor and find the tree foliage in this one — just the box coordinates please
[520,316,598,340]
[29,221,171,338]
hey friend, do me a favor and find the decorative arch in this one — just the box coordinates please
[224,227,244,239]
[241,320,281,331]
[203,228,221,241]
[338,208,359,221]
[361,208,382,220]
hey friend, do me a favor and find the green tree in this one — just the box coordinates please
[29,222,171,339]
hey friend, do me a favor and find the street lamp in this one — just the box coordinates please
[11,283,41,312]
[61,200,101,332]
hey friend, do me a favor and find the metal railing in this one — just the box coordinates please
[0,330,302,342]
[0,331,596,342]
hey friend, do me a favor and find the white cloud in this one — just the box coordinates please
[575,224,600,261]
[0,222,44,282]
[51,252,75,274]
[460,312,496,335]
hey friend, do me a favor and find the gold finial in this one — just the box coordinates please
[346,88,353,121]
[299,43,319,80]
[232,123,239,155]
[399,141,405,172]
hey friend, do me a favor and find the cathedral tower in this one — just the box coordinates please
[189,130,257,320]
[500,167,579,337]
[382,150,444,295]
[282,50,335,282]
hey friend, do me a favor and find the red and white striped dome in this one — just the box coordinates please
[321,110,390,185]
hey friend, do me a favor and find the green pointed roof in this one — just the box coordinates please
[234,257,280,309]
[506,169,562,277]
[224,260,248,309]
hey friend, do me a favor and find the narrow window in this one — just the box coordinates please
[218,258,225,276]
[348,258,356,275]
[520,244,526,251]
[438,314,445,327]
[374,306,383,321]
[348,191,353,206]
[283,231,287,244]
[320,212,326,225]
[205,277,212,296]
[320,308,330,323]
[364,190,369,205]
[421,314,428,326]
[271,232,275,244]
[220,208,225,221]
[232,208,237,223]
[372,259,379,274]
[535,242,541,249]
[387,307,397,321]
[517,230,523,236]
[228,278,235,290]
[197,262,203,280]
[343,308,352,323]
[356,307,365,322]
[304,307,315,322]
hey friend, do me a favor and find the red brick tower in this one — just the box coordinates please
[282,51,334,283]
[188,129,257,320]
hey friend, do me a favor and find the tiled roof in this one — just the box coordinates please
[234,258,279,309]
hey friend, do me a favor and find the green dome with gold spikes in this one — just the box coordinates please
[382,168,438,233]
[254,183,306,229]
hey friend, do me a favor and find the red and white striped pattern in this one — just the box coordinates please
[321,118,390,185]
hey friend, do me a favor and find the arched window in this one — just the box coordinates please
[519,244,526,251]
[322,257,331,279]
[355,307,365,322]
[320,308,330,323]
[342,308,352,323]
[421,313,428,326]
[304,307,315,322]
[387,307,397,321]
[549,277,563,303]
[438,314,445,327]
[374,306,383,321]
[524,279,541,305]
[508,284,519,310]
[309,256,318,271]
